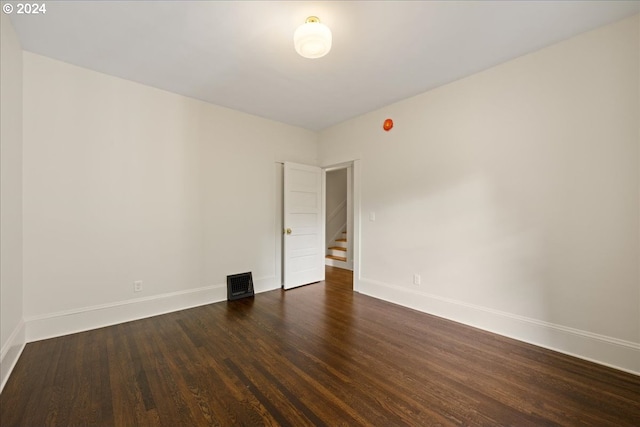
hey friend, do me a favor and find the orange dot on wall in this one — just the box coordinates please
[383,118,393,131]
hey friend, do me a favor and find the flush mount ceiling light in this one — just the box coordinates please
[294,16,332,59]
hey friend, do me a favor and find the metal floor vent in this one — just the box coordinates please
[227,272,254,301]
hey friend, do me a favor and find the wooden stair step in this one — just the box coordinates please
[336,238,347,243]
[328,246,347,252]
[326,255,347,262]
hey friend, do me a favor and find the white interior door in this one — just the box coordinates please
[283,162,324,290]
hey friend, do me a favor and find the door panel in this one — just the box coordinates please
[283,162,324,289]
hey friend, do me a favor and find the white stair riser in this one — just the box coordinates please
[325,257,350,269]
[328,248,346,257]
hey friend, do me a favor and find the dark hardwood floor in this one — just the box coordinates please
[2,266,639,426]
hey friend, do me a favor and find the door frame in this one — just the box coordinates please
[275,159,361,293]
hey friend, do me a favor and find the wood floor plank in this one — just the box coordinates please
[2,266,639,426]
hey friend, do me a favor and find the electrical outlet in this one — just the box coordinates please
[134,280,143,292]
[413,274,421,286]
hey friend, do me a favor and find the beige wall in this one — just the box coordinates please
[0,13,25,389]
[320,15,640,373]
[22,52,317,330]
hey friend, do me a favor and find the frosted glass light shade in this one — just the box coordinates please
[294,17,332,59]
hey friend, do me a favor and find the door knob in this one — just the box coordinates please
[285,228,292,234]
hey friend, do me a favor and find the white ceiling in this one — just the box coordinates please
[8,1,640,131]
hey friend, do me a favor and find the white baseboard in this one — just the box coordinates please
[1,319,26,393]
[357,277,640,375]
[25,275,279,343]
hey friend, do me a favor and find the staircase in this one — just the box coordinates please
[325,230,349,268]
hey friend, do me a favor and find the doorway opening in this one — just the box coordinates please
[324,166,353,271]
[323,160,359,291]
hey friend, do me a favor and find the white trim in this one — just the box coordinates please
[320,167,327,281]
[324,161,353,172]
[1,319,26,392]
[25,276,278,342]
[346,165,353,269]
[352,160,361,292]
[358,276,640,375]
[274,162,284,287]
